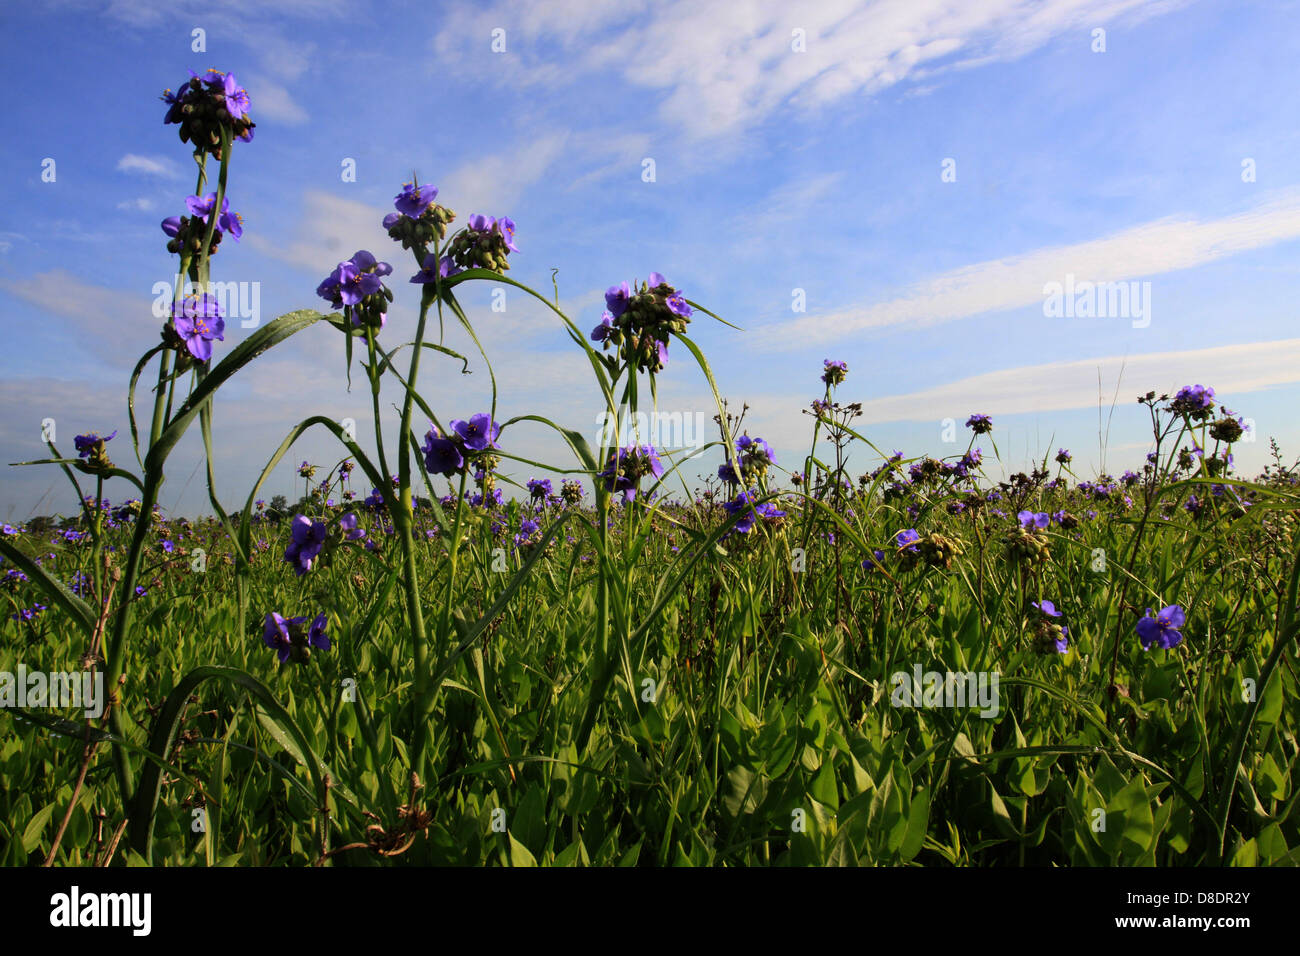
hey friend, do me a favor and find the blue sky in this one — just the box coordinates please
[3,0,1300,520]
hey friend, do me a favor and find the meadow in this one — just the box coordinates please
[1,68,1297,867]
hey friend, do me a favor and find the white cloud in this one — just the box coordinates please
[246,76,309,125]
[753,188,1300,347]
[248,191,391,274]
[116,153,181,179]
[856,337,1300,425]
[432,0,1190,139]
[116,197,156,212]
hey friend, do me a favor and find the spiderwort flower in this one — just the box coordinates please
[966,414,993,434]
[74,431,117,458]
[822,360,848,386]
[451,414,500,452]
[284,515,327,576]
[605,281,632,318]
[185,193,242,240]
[1017,510,1050,530]
[263,611,330,663]
[395,182,438,218]
[422,426,464,477]
[895,529,921,554]
[527,478,552,501]
[862,549,887,572]
[1137,605,1186,650]
[171,293,226,361]
[339,512,366,542]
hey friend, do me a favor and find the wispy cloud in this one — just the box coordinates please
[116,197,157,212]
[245,76,309,125]
[116,153,180,179]
[857,337,1300,425]
[432,0,1190,139]
[753,188,1300,348]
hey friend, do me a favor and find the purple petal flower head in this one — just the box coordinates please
[339,512,366,541]
[895,528,922,554]
[821,360,848,387]
[736,434,776,465]
[422,425,464,476]
[394,182,438,218]
[451,414,500,452]
[185,193,242,241]
[1032,599,1061,617]
[284,514,327,577]
[161,216,182,237]
[605,282,632,318]
[222,72,250,120]
[1170,384,1216,418]
[1017,510,1049,531]
[862,549,887,572]
[527,478,552,500]
[308,613,330,652]
[316,264,346,309]
[1056,448,1072,464]
[467,213,497,233]
[598,444,665,501]
[338,259,382,306]
[1137,604,1186,650]
[382,212,402,230]
[263,612,294,663]
[647,272,669,290]
[591,311,615,343]
[718,462,739,484]
[411,252,441,284]
[1053,626,1069,654]
[966,413,993,435]
[171,293,226,361]
[665,291,692,318]
[498,217,519,253]
[74,431,117,458]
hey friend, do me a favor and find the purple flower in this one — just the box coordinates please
[467,213,497,233]
[74,431,117,457]
[605,282,631,318]
[527,478,552,500]
[966,414,993,434]
[172,293,226,361]
[451,414,500,452]
[223,73,250,120]
[185,193,242,240]
[598,445,665,501]
[821,360,848,386]
[263,612,294,663]
[339,260,382,305]
[665,292,692,318]
[723,489,786,533]
[1032,599,1061,617]
[422,426,464,476]
[394,182,437,218]
[1017,510,1049,530]
[498,217,519,253]
[161,216,182,237]
[862,549,887,572]
[591,311,615,343]
[895,529,921,554]
[648,272,668,289]
[1137,605,1186,650]
[284,515,327,576]
[718,462,739,484]
[339,512,366,541]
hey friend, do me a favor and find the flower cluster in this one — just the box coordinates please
[263,611,329,664]
[161,192,243,258]
[719,434,776,486]
[1169,384,1215,421]
[591,273,692,375]
[317,250,393,336]
[1137,604,1185,650]
[722,489,786,535]
[966,413,993,435]
[167,292,225,362]
[438,214,518,275]
[73,430,117,473]
[821,360,848,387]
[598,444,665,501]
[560,479,584,506]
[162,68,254,155]
[384,182,457,254]
[1030,599,1069,654]
[421,414,501,479]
